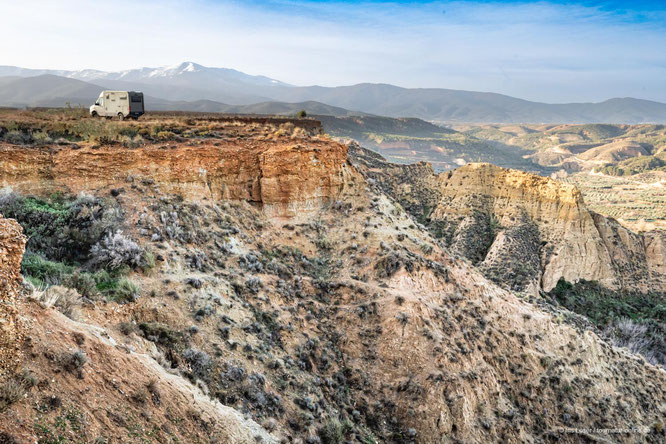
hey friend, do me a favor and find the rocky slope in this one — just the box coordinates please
[1,113,665,443]
[0,216,274,443]
[349,144,666,295]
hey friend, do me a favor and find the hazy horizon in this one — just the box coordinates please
[2,1,666,103]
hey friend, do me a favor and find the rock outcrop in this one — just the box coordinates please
[0,139,348,218]
[350,147,666,294]
[434,163,665,293]
[0,214,26,379]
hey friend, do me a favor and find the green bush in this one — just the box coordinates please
[550,278,665,324]
[599,155,666,176]
[549,278,665,367]
[109,278,140,303]
[65,271,99,299]
[21,251,137,303]
[21,253,75,285]
[0,192,123,263]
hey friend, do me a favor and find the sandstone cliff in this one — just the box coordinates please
[434,163,665,293]
[0,215,26,379]
[0,139,348,218]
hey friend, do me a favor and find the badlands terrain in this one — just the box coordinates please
[0,109,665,443]
[320,117,666,231]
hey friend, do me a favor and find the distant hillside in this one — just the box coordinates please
[288,84,666,124]
[319,115,547,173]
[456,123,666,173]
[0,75,102,107]
[2,62,666,123]
[0,75,362,117]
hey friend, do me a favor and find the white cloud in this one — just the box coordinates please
[0,0,665,102]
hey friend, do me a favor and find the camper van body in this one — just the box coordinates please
[89,91,144,119]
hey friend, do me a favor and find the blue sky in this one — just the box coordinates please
[2,0,666,103]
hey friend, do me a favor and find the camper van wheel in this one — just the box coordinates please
[91,111,99,118]
[117,113,124,121]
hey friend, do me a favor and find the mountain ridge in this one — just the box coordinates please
[2,62,666,123]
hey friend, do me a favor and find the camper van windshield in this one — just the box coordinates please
[95,98,103,105]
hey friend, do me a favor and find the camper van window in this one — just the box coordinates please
[120,96,127,100]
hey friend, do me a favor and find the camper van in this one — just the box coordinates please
[89,91,144,120]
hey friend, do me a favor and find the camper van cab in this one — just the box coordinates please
[90,91,144,120]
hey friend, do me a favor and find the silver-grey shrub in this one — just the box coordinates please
[90,231,145,270]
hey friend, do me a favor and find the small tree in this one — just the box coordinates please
[297,109,307,118]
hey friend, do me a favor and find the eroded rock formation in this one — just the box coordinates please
[350,146,666,294]
[434,163,665,293]
[0,139,348,218]
[0,214,26,379]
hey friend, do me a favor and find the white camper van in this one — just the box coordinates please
[89,91,144,120]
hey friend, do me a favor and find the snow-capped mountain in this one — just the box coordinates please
[0,62,290,104]
[2,62,666,123]
[65,62,290,87]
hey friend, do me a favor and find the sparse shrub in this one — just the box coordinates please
[314,236,332,250]
[65,271,99,299]
[33,285,82,320]
[118,321,137,336]
[0,380,25,412]
[291,127,308,139]
[245,276,263,294]
[186,249,208,271]
[3,129,31,145]
[155,130,177,141]
[396,312,409,326]
[63,350,87,378]
[318,418,353,444]
[90,231,146,270]
[130,388,148,405]
[120,134,145,149]
[194,303,214,320]
[146,379,161,405]
[374,252,404,278]
[141,251,156,272]
[139,322,184,348]
[182,348,212,382]
[31,131,52,145]
[16,368,38,389]
[185,277,204,289]
[110,278,140,303]
[239,253,264,272]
